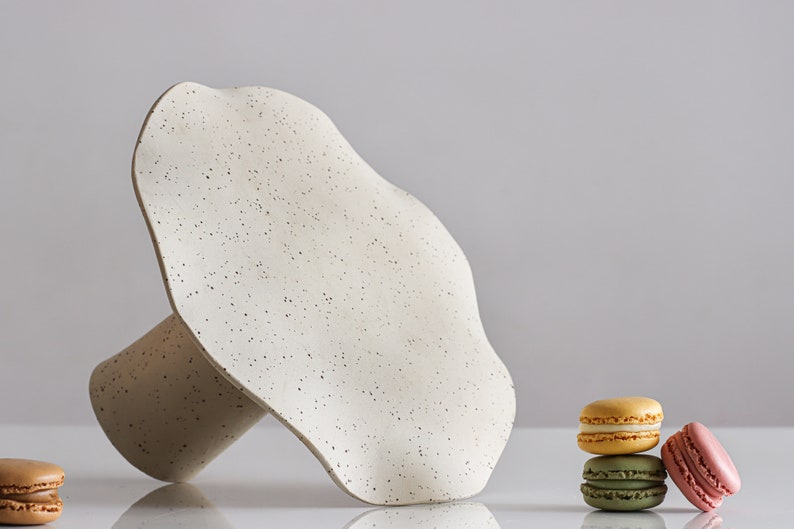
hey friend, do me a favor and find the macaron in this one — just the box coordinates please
[661,422,740,511]
[578,397,663,455]
[580,454,668,511]
[0,459,64,525]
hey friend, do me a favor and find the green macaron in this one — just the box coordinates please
[581,455,668,511]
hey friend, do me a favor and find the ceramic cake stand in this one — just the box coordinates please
[89,82,515,505]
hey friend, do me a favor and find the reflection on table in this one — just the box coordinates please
[344,502,499,528]
[112,484,233,529]
[580,509,726,529]
[112,483,500,529]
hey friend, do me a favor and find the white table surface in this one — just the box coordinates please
[0,423,789,528]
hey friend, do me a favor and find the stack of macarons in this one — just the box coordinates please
[578,397,668,511]
[577,397,741,513]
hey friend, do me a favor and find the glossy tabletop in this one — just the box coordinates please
[0,424,789,528]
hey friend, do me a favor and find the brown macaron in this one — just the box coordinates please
[0,459,64,525]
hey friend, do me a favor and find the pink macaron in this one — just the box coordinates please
[661,422,741,511]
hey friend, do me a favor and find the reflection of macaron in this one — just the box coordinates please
[578,397,663,455]
[0,459,65,525]
[581,455,667,511]
[683,511,723,529]
[661,422,740,511]
[581,510,667,529]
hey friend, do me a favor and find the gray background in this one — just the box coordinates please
[2,1,792,428]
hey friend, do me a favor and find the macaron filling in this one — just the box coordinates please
[586,479,663,490]
[579,423,661,434]
[0,489,60,504]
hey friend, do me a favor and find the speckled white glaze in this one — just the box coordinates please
[91,82,515,505]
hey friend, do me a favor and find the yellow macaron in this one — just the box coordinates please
[577,396,663,455]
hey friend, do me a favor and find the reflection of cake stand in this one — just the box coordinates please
[89,83,515,505]
[112,484,233,529]
[346,502,500,529]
